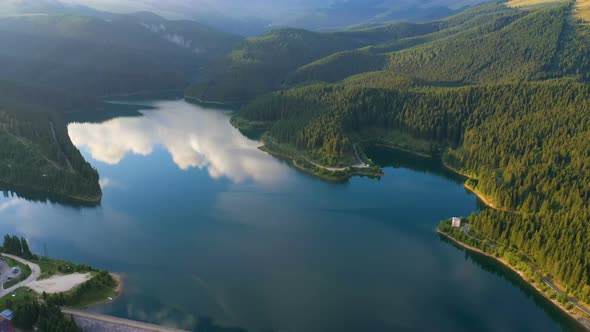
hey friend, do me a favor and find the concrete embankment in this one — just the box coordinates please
[63,309,189,332]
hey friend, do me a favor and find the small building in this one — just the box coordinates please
[0,309,14,321]
[451,217,462,228]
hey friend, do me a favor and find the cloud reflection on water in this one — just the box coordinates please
[68,100,287,184]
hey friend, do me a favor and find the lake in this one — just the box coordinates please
[0,98,585,331]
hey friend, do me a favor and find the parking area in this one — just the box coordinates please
[0,257,21,289]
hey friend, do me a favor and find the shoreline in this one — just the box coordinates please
[463,182,515,213]
[259,146,348,182]
[0,179,101,206]
[184,94,244,107]
[439,158,590,329]
[364,144,503,207]
[441,161,471,178]
[71,272,124,309]
[90,272,124,306]
[64,308,188,332]
[259,145,383,182]
[100,89,185,99]
[111,272,124,295]
[438,229,590,330]
[441,162,514,213]
[68,193,102,204]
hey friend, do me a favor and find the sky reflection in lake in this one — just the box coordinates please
[68,100,287,184]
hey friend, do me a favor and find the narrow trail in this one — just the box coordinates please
[352,144,370,168]
[48,120,75,173]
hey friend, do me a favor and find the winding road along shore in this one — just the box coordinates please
[458,224,590,318]
[0,254,41,298]
[439,228,590,330]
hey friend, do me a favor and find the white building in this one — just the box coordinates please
[451,217,462,228]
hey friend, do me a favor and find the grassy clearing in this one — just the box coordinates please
[34,258,95,280]
[0,287,36,311]
[506,0,567,9]
[574,0,590,22]
[506,0,590,24]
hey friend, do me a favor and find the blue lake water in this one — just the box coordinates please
[0,98,584,331]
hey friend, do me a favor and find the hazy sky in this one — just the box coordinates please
[58,0,330,19]
[56,0,489,15]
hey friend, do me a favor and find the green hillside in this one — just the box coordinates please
[186,20,452,103]
[286,3,526,86]
[285,50,388,86]
[0,80,102,202]
[189,2,531,102]
[386,3,569,83]
[229,0,590,306]
[233,2,590,163]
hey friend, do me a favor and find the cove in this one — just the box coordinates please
[0,98,584,331]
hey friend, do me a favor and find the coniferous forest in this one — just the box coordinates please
[0,81,102,201]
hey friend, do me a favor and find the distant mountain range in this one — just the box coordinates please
[1,0,492,35]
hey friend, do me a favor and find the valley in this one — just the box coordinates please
[0,0,589,331]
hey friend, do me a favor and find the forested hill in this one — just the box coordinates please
[0,13,240,97]
[0,80,102,202]
[227,0,590,307]
[186,2,530,102]
[186,19,452,102]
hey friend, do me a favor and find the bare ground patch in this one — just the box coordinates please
[28,273,91,294]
